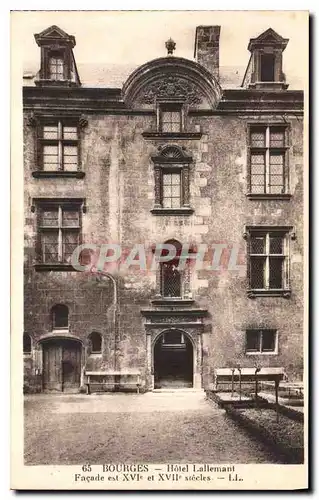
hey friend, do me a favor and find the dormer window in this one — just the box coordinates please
[49,52,64,81]
[34,25,80,87]
[243,28,289,90]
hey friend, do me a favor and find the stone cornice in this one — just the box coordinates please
[23,86,304,114]
[141,308,208,318]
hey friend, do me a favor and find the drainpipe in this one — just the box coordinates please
[95,271,119,372]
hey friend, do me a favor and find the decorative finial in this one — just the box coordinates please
[165,38,176,56]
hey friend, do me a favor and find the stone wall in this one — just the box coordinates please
[23,106,304,390]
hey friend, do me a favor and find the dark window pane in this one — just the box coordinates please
[251,163,265,175]
[261,330,276,352]
[250,236,265,254]
[162,263,181,297]
[269,235,283,254]
[41,231,59,263]
[162,172,181,208]
[270,128,285,147]
[250,258,265,289]
[260,53,275,82]
[52,304,69,328]
[62,231,79,263]
[89,332,102,353]
[63,126,78,140]
[43,125,59,140]
[63,145,78,171]
[251,153,265,164]
[246,330,260,351]
[250,128,266,147]
[269,258,283,288]
[41,209,59,227]
[43,145,59,170]
[270,153,284,167]
[163,331,183,344]
[49,56,64,80]
[161,106,181,132]
[62,209,80,227]
[23,334,31,354]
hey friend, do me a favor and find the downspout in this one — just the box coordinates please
[95,271,119,371]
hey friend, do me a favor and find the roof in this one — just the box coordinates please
[23,60,304,91]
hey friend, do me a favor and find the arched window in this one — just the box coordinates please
[52,304,69,330]
[89,332,102,354]
[161,240,182,298]
[23,333,32,355]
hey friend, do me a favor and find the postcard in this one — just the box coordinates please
[11,9,308,490]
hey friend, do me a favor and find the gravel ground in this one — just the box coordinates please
[24,393,283,465]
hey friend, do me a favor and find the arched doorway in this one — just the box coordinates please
[153,330,193,389]
[42,338,82,392]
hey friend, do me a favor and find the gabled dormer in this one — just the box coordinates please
[242,28,289,90]
[34,25,81,87]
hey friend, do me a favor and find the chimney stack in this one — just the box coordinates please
[194,26,221,80]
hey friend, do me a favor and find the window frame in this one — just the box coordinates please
[155,100,186,134]
[246,226,292,297]
[52,304,69,331]
[161,168,183,209]
[247,124,291,199]
[158,103,183,133]
[245,329,278,355]
[31,115,86,179]
[48,51,65,81]
[150,146,194,216]
[160,260,183,298]
[39,119,79,172]
[260,53,275,82]
[23,333,32,356]
[33,198,84,271]
[88,332,102,355]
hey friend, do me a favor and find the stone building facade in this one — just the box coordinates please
[23,25,304,392]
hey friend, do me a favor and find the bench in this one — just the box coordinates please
[85,371,141,394]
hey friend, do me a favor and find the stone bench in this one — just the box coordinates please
[85,371,141,394]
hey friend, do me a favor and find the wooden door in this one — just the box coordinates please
[43,341,63,391]
[62,340,81,391]
[42,339,82,392]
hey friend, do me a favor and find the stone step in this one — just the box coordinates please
[152,388,205,393]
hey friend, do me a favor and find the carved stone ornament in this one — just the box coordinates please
[138,76,203,106]
[79,117,88,129]
[27,114,37,127]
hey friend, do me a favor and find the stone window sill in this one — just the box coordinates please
[247,289,291,298]
[151,298,194,306]
[142,131,202,140]
[32,171,85,179]
[246,193,291,200]
[246,351,278,356]
[151,207,194,216]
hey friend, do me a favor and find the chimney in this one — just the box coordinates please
[194,26,221,80]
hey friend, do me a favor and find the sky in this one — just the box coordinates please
[11,10,308,88]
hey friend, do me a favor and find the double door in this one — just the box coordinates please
[42,339,81,392]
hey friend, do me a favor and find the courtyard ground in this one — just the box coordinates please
[24,391,283,465]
